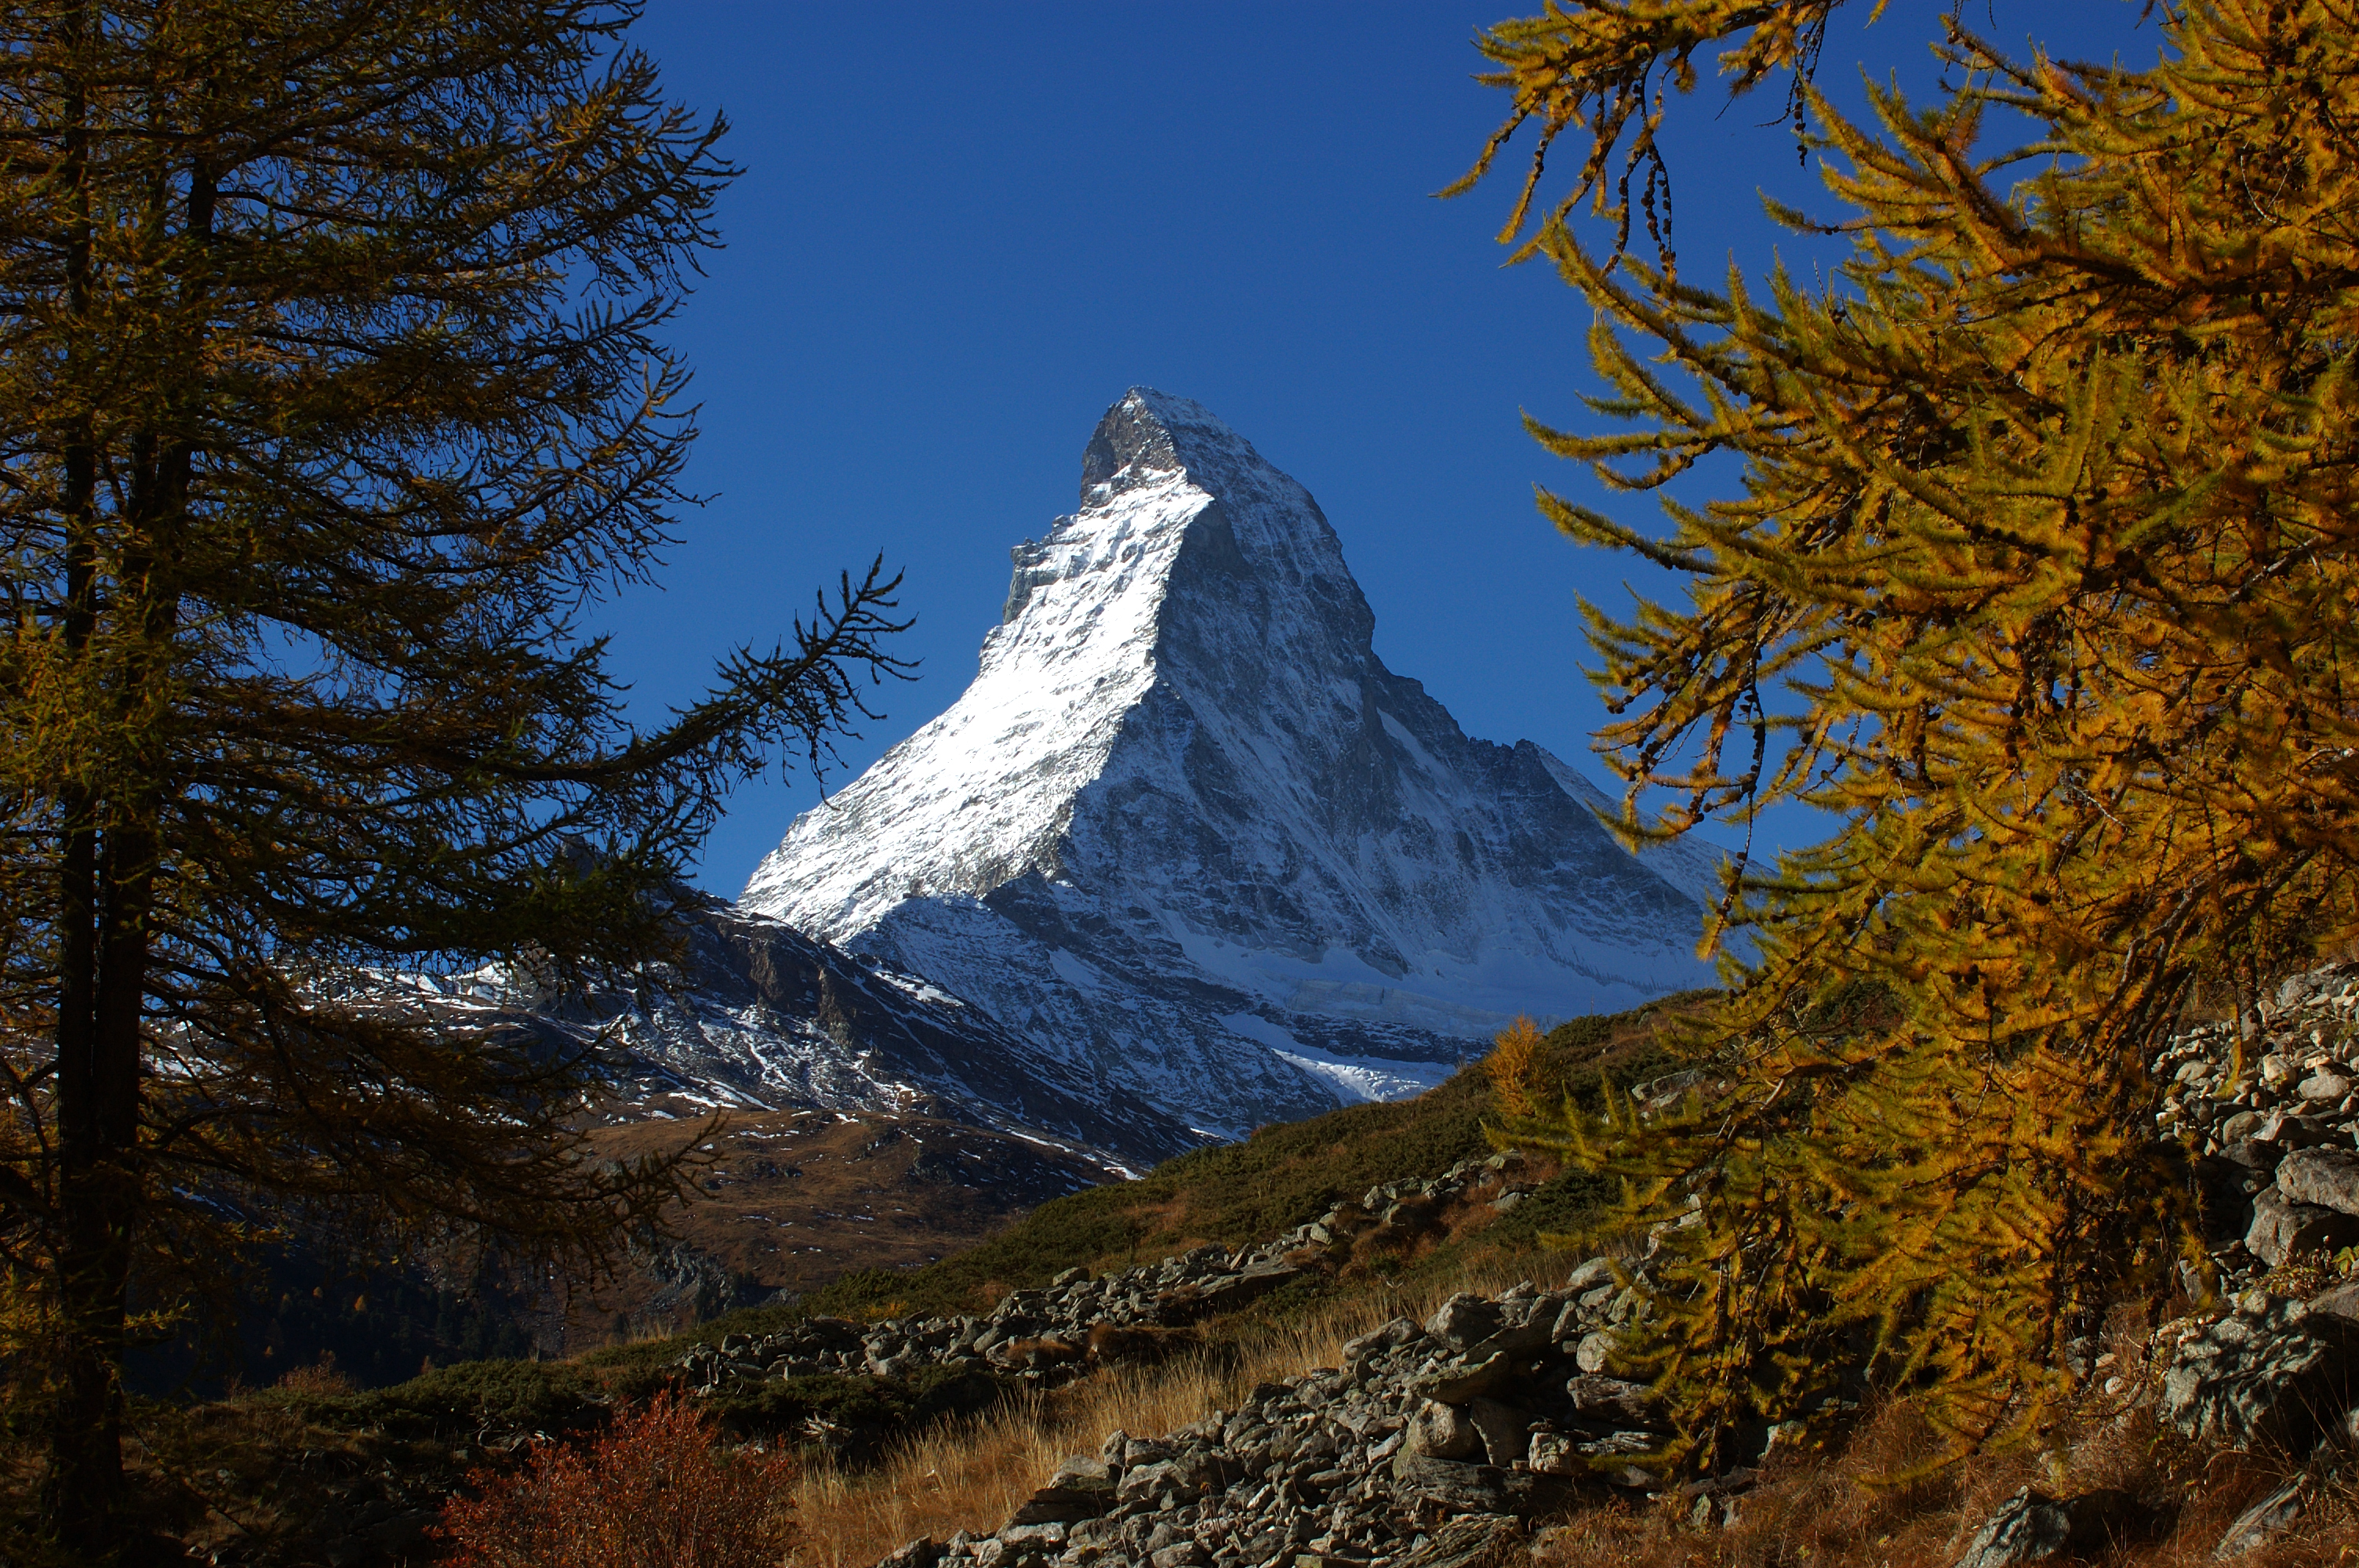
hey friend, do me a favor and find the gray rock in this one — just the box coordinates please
[1403,1400,1481,1461]
[2247,1188,2359,1267]
[1465,1397,1529,1468]
[1419,1351,1513,1403]
[1387,1454,1534,1515]
[1575,1331,1621,1374]
[2299,1071,2354,1103]
[2277,1147,2359,1216]
[2212,1478,2306,1560]
[2221,1110,2266,1144]
[1564,1258,1615,1292]
[995,1523,1067,1552]
[2309,1279,2359,1323]
[1565,1373,1657,1425]
[1392,1514,1525,1568]
[2158,1297,2359,1450]
[1463,1319,1553,1365]
[1117,1460,1181,1506]
[2221,1138,2284,1174]
[1951,1489,2074,1568]
[1424,1294,1503,1351]
[1005,1456,1116,1525]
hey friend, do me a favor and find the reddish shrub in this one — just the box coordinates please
[435,1390,796,1568]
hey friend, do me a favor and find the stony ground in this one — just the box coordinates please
[817,971,2359,1568]
[2156,966,2359,1284]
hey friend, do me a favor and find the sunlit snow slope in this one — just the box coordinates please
[741,390,1717,1137]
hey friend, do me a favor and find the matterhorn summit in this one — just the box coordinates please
[742,390,1718,1137]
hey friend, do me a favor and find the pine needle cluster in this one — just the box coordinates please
[1458,0,2359,1469]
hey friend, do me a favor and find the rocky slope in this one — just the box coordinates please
[706,967,2359,1568]
[743,389,1719,1138]
[697,1105,2359,1568]
[392,895,1201,1174]
[2154,964,2359,1280]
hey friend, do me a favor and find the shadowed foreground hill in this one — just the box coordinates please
[18,999,1699,1566]
[662,994,1703,1344]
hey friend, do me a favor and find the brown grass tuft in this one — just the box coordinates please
[271,1352,353,1397]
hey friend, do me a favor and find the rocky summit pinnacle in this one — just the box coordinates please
[740,389,1721,1137]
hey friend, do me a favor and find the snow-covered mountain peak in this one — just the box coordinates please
[1079,387,1298,506]
[741,390,1717,1138]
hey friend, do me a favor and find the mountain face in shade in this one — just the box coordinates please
[387,895,1205,1173]
[740,390,1720,1138]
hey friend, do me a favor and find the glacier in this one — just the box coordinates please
[740,389,1721,1138]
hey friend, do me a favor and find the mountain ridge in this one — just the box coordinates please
[741,389,1719,1138]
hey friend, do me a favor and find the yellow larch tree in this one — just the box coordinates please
[1457,0,2359,1468]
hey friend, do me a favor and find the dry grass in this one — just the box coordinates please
[1530,1399,2359,1568]
[789,1256,1558,1568]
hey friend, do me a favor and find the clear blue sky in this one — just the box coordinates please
[606,2,2164,895]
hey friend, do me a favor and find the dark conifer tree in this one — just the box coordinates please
[0,2,903,1548]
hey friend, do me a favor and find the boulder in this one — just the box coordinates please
[1947,1489,2146,1568]
[2158,1296,2359,1451]
[1463,1319,1554,1363]
[1419,1352,1513,1404]
[994,1522,1067,1555]
[1563,1258,1616,1293]
[1003,1456,1115,1525]
[1526,1430,1582,1475]
[1117,1459,1181,1506]
[874,1539,946,1568]
[2245,1189,2359,1268]
[1565,1373,1659,1426]
[1425,1294,1503,1351]
[1465,1397,1529,1468]
[2277,1148,2359,1217]
[1404,1399,1482,1461]
[2297,1070,2354,1103]
[1575,1331,1622,1374]
[1188,1261,1304,1316]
